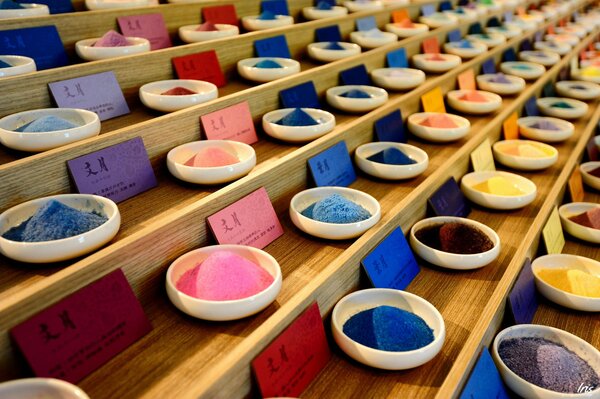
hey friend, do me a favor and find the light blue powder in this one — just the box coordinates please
[15,116,79,133]
[254,59,283,69]
[258,10,277,20]
[301,194,371,224]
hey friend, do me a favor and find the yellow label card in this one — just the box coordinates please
[421,87,446,113]
[542,206,565,254]
[471,139,496,172]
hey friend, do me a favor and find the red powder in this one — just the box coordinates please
[420,114,458,128]
[427,54,446,61]
[569,208,600,229]
[459,91,488,103]
[589,166,600,178]
[161,86,197,95]
[397,19,414,28]
[196,21,218,31]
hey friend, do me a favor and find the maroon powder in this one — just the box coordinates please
[415,222,494,254]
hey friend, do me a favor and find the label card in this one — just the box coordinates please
[387,48,408,68]
[340,64,370,85]
[482,58,496,74]
[487,17,501,27]
[49,71,130,122]
[568,167,585,202]
[207,187,284,249]
[440,1,453,11]
[11,269,152,384]
[67,137,157,203]
[516,6,525,15]
[422,37,440,54]
[254,35,291,58]
[392,9,410,23]
[524,96,539,117]
[587,137,599,161]
[252,302,330,398]
[421,87,446,113]
[315,25,342,42]
[470,139,496,172]
[520,38,532,51]
[448,29,462,43]
[547,25,555,34]
[202,4,238,26]
[0,26,68,70]
[261,0,289,15]
[375,110,406,143]
[543,82,556,97]
[458,69,476,90]
[542,206,565,254]
[469,22,483,34]
[503,47,517,62]
[279,81,320,109]
[200,101,258,144]
[459,348,510,399]
[503,11,513,22]
[421,4,436,16]
[308,141,356,187]
[508,258,539,325]
[535,30,543,42]
[17,0,73,13]
[357,16,377,31]
[117,13,171,50]
[428,177,471,217]
[172,50,226,87]
[362,227,420,290]
[503,112,519,140]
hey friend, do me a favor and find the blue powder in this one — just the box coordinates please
[457,39,474,49]
[15,116,79,133]
[343,306,435,351]
[316,1,333,9]
[340,89,371,98]
[254,59,282,69]
[551,101,574,108]
[324,42,345,50]
[367,147,416,165]
[0,59,12,68]
[0,0,25,9]
[275,108,319,126]
[2,200,108,242]
[258,10,277,20]
[301,194,371,223]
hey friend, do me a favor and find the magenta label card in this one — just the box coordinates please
[48,71,130,121]
[10,269,152,384]
[117,13,172,50]
[67,137,157,203]
[208,187,284,249]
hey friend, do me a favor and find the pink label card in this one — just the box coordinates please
[200,101,258,144]
[117,13,172,50]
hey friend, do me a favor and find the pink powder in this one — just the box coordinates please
[459,91,488,102]
[184,147,239,167]
[420,114,458,128]
[396,19,414,28]
[427,53,446,61]
[196,21,218,31]
[94,30,129,47]
[175,251,274,300]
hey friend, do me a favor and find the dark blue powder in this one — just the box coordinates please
[324,42,345,50]
[15,116,79,133]
[343,306,435,351]
[258,10,277,20]
[0,59,12,68]
[254,59,282,69]
[2,200,108,242]
[316,1,333,9]
[301,194,371,223]
[367,147,416,165]
[340,89,372,99]
[0,0,25,9]
[275,108,319,126]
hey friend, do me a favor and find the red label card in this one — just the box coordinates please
[200,101,258,144]
[252,302,331,398]
[172,50,226,88]
[202,4,238,26]
[208,187,284,249]
[10,269,152,384]
[422,37,440,54]
[117,13,172,50]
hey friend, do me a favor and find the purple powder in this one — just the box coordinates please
[258,10,276,20]
[324,42,345,50]
[254,59,282,68]
[340,89,372,98]
[316,1,333,10]
[551,101,575,109]
[0,59,12,68]
[530,51,548,58]
[275,108,319,126]
[530,120,560,131]
[489,73,511,84]
[0,0,25,9]
[15,116,79,133]
[301,194,371,223]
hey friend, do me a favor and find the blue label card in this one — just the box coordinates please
[508,258,539,325]
[362,228,420,290]
[503,11,513,22]
[459,348,510,399]
[308,141,356,187]
[356,16,377,31]
[421,4,436,16]
[503,47,517,62]
[428,177,471,217]
[440,1,453,11]
[524,96,539,117]
[17,0,73,13]
[520,38,532,51]
[469,22,483,34]
[482,58,496,74]
[386,48,408,68]
[0,26,67,71]
[375,110,406,143]
[448,29,462,43]
[340,64,370,85]
[254,35,291,58]
[279,81,320,109]
[543,82,555,97]
[315,25,342,42]
[320,0,336,5]
[487,17,501,27]
[261,0,289,15]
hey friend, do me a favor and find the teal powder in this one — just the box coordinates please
[340,89,372,98]
[301,194,371,223]
[324,42,345,50]
[258,10,277,20]
[275,108,319,126]
[551,101,574,109]
[0,0,25,9]
[15,116,79,132]
[512,64,532,70]
[367,148,416,165]
[316,1,333,9]
[0,59,12,68]
[254,59,282,69]
[343,306,435,351]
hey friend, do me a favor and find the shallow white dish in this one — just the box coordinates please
[443,8,478,22]
[237,57,300,82]
[500,61,545,80]
[518,50,560,67]
[166,244,282,321]
[307,42,361,62]
[558,203,600,245]
[466,33,506,47]
[545,33,579,46]
[0,194,120,263]
[326,85,388,113]
[331,288,445,370]
[0,108,100,152]
[343,0,383,12]
[461,171,537,210]
[536,97,588,120]
[555,80,600,100]
[0,55,36,78]
[419,12,458,28]
[446,90,502,114]
[241,15,293,31]
[139,79,218,112]
[349,30,397,49]
[262,108,335,142]
[385,22,429,37]
[505,19,537,32]
[289,186,381,240]
[533,40,570,55]
[572,67,600,84]
[0,378,89,399]
[517,116,574,143]
[412,53,461,73]
[355,142,428,180]
[580,162,600,190]
[485,25,522,39]
[492,140,558,171]
[167,140,256,185]
[443,41,487,59]
[302,5,348,20]
[178,24,239,43]
[407,112,470,142]
[555,25,587,38]
[75,37,150,61]
[409,216,501,269]
[0,3,48,18]
[370,68,426,90]
[476,73,526,95]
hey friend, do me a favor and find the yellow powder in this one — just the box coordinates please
[536,268,600,298]
[531,143,555,157]
[581,67,600,77]
[518,144,547,158]
[472,176,525,196]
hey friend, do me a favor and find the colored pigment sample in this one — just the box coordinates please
[472,176,525,196]
[489,73,512,84]
[529,51,548,58]
[184,147,239,167]
[0,59,12,68]
[568,207,600,230]
[570,84,588,91]
[529,120,560,131]
[419,114,458,128]
[175,251,274,301]
[258,10,277,20]
[396,19,414,28]
[275,108,319,126]
[316,1,333,10]
[511,64,533,70]
[581,67,600,77]
[0,0,25,9]
[589,166,600,178]
[2,200,108,242]
[301,194,371,224]
[94,30,129,47]
[196,21,218,31]
[459,91,488,102]
[340,89,372,98]
[536,268,600,298]
[456,40,474,49]
[324,42,345,50]
[15,116,79,132]
[160,86,197,95]
[500,143,554,158]
[551,101,574,109]
[253,59,282,68]
[366,147,416,165]
[414,222,494,254]
[498,337,600,394]
[342,306,434,351]
[427,54,446,62]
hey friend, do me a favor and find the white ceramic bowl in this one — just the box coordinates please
[331,288,445,370]
[0,55,36,78]
[518,50,560,67]
[443,8,478,22]
[545,33,579,46]
[505,20,537,32]
[412,53,461,73]
[558,203,600,244]
[139,79,218,112]
[326,85,388,113]
[485,25,522,39]
[555,25,587,38]
[500,62,546,80]
[446,90,502,114]
[343,0,383,12]
[0,108,100,152]
[532,254,600,312]
[569,21,594,34]
[241,15,293,31]
[167,140,256,185]
[237,57,300,82]
[370,68,426,90]
[492,140,558,170]
[289,186,381,240]
[517,116,574,143]
[493,324,600,399]
[0,3,48,18]
[419,12,458,28]
[407,112,471,142]
[409,216,501,269]
[580,162,600,190]
[75,37,150,61]
[385,22,429,37]
[536,97,588,120]
[0,194,120,263]
[355,142,428,180]
[166,244,282,321]
[86,0,151,9]
[302,5,348,20]
[461,171,537,210]
[443,41,487,59]
[307,42,361,62]
[178,24,239,43]
[466,33,506,47]
[349,30,398,49]
[262,108,335,142]
[476,73,526,95]
[0,378,89,399]
[534,40,571,55]
[555,80,600,100]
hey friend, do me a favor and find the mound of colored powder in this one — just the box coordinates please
[196,21,218,31]
[301,194,371,223]
[427,53,446,61]
[324,41,345,50]
[589,166,600,178]
[0,59,12,68]
[489,73,511,84]
[457,40,474,49]
[415,222,494,254]
[536,268,600,297]
[94,30,129,47]
[498,337,600,393]
[175,251,274,301]
[459,91,488,102]
[15,116,79,132]
[316,1,333,10]
[529,51,548,58]
[508,143,553,158]
[367,147,416,165]
[529,120,560,131]
[512,64,532,70]
[161,86,197,95]
[570,84,588,91]
[275,108,319,126]
[258,10,277,20]
[472,176,525,196]
[581,67,600,77]
[184,147,239,167]
[396,19,414,28]
[0,0,25,9]
[419,114,458,128]
[254,59,282,68]
[343,306,434,351]
[340,89,371,98]
[2,200,108,242]
[551,101,574,108]
[362,28,384,38]
[569,207,600,229]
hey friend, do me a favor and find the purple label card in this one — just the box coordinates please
[49,71,130,122]
[340,64,370,86]
[67,137,157,203]
[520,38,532,51]
[118,13,172,51]
[503,11,513,22]
[508,258,539,325]
[428,177,471,217]
[375,109,406,143]
[587,136,599,161]
[10,269,152,384]
[524,96,539,117]
[356,16,377,31]
[315,25,342,42]
[503,47,517,62]
[482,58,496,74]
[308,141,356,187]
[535,30,543,42]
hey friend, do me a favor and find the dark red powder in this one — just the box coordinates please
[415,222,494,254]
[589,166,600,178]
[161,86,197,95]
[569,208,600,229]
